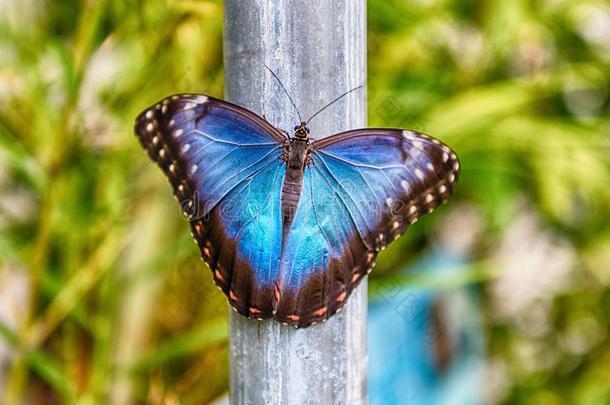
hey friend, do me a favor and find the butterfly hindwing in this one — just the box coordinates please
[275,165,372,327]
[193,160,285,319]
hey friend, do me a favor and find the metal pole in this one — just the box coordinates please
[223,1,367,404]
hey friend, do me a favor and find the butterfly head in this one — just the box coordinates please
[294,122,310,140]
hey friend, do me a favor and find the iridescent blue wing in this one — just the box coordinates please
[195,160,285,319]
[275,129,460,327]
[275,165,371,326]
[134,94,286,318]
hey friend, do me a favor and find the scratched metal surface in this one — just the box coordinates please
[223,1,367,404]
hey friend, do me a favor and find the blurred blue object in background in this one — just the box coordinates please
[369,227,485,405]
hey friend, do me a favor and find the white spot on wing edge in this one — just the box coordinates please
[415,168,424,180]
[183,96,208,110]
[402,130,416,139]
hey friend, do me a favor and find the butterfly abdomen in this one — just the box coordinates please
[280,139,309,245]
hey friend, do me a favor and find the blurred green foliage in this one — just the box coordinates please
[0,0,608,403]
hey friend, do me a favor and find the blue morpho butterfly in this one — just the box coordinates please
[134,72,460,328]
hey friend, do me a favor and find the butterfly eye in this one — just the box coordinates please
[294,125,299,131]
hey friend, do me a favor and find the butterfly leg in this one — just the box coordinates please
[280,128,291,141]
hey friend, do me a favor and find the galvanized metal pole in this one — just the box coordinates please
[223,1,367,404]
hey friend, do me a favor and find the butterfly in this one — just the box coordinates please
[134,92,460,328]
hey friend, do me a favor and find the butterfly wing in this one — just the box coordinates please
[275,129,460,327]
[193,160,285,319]
[135,94,287,217]
[134,94,287,318]
[275,165,371,326]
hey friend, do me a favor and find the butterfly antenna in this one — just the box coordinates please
[264,64,302,123]
[305,85,364,125]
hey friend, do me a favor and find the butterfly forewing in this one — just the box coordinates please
[311,128,460,248]
[135,94,286,218]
